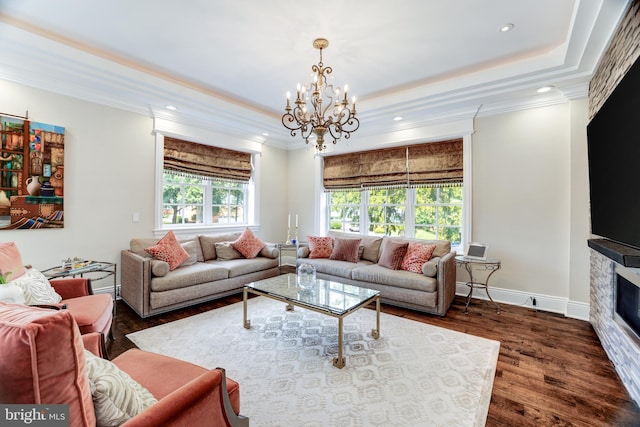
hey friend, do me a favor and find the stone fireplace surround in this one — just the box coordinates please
[590,239,640,405]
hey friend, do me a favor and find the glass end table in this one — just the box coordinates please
[455,255,502,314]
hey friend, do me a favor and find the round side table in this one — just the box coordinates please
[455,255,502,314]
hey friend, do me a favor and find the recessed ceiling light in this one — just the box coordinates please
[499,23,515,32]
[537,86,554,93]
[165,105,177,110]
[393,116,404,121]
[262,132,269,136]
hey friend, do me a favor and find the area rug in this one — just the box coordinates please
[127,297,500,427]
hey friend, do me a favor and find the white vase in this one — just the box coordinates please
[0,283,25,304]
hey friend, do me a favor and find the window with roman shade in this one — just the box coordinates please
[161,137,253,227]
[163,137,252,182]
[325,138,464,247]
[323,138,463,191]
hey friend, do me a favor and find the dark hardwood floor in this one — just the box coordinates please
[107,278,640,426]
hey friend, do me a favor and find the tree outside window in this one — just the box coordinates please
[162,172,247,225]
[329,191,361,232]
[415,186,462,245]
[368,188,405,236]
[327,186,462,243]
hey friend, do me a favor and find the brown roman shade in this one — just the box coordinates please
[323,138,463,191]
[164,137,252,182]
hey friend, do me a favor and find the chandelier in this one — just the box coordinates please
[282,38,360,152]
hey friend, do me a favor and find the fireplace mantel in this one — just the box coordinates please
[590,247,640,405]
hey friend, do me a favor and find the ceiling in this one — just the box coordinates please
[0,0,631,152]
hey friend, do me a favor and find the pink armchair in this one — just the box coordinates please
[49,276,114,340]
[0,302,249,427]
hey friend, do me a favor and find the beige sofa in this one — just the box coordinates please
[297,231,457,316]
[121,232,279,318]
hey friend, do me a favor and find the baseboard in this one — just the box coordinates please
[456,282,590,321]
[92,282,590,320]
[94,284,121,300]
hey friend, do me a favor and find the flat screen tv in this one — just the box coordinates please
[587,54,640,251]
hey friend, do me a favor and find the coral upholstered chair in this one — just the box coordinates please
[0,242,113,341]
[0,302,249,427]
[50,276,114,340]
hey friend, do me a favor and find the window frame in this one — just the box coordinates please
[327,186,463,252]
[154,132,258,238]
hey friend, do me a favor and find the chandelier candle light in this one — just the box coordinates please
[282,38,360,152]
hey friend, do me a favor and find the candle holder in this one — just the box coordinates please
[293,226,298,245]
[285,226,292,245]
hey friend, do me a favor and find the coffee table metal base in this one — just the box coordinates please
[243,287,381,369]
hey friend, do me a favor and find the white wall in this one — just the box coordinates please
[0,80,287,289]
[1,78,592,315]
[472,100,591,316]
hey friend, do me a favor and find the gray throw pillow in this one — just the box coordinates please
[179,241,198,266]
[422,257,440,277]
[215,242,244,260]
[150,260,170,277]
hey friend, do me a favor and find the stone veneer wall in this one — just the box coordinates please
[589,0,640,119]
[588,0,640,406]
[589,250,640,404]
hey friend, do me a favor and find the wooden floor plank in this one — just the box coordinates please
[107,280,640,426]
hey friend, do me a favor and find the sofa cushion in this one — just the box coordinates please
[212,258,279,278]
[378,240,409,270]
[0,241,26,280]
[327,231,383,263]
[198,233,241,261]
[145,231,190,271]
[297,258,370,279]
[63,294,113,336]
[179,241,199,267]
[130,237,204,262]
[231,228,266,259]
[84,349,158,426]
[352,264,438,292]
[215,242,244,260]
[422,256,440,277]
[308,236,333,258]
[401,243,436,273]
[329,238,362,263]
[112,349,241,415]
[0,303,96,427]
[150,263,229,292]
[150,260,170,277]
[260,245,279,259]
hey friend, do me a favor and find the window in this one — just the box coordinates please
[367,188,406,236]
[329,191,361,232]
[327,185,463,248]
[323,139,466,250]
[162,173,248,226]
[414,186,462,244]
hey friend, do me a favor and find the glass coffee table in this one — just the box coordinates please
[243,273,381,368]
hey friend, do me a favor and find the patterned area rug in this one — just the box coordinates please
[127,297,499,427]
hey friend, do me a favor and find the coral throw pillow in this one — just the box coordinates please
[330,238,362,263]
[145,231,189,271]
[401,243,437,273]
[232,228,266,259]
[378,240,409,270]
[308,236,334,259]
[0,241,26,281]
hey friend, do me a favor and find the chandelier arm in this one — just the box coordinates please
[281,38,358,151]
